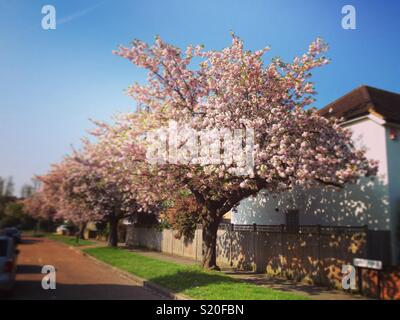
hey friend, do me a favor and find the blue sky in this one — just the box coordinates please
[0,0,399,195]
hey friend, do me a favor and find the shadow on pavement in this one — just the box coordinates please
[20,238,43,245]
[16,264,43,274]
[2,280,166,300]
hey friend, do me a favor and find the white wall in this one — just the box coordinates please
[232,117,391,232]
[385,126,400,263]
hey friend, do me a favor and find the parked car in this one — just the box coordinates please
[0,236,19,292]
[0,227,21,244]
[56,224,71,235]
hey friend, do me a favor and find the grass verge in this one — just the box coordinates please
[46,234,95,247]
[22,230,46,238]
[84,247,309,300]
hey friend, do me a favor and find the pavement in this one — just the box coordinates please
[224,271,368,300]
[2,237,168,300]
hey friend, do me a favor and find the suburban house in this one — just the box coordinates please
[231,85,400,266]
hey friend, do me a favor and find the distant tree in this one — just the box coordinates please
[0,201,36,229]
[0,177,4,197]
[22,192,57,232]
[21,184,35,199]
[0,176,17,223]
[1,202,24,228]
[31,178,42,193]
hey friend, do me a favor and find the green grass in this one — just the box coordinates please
[47,234,95,247]
[22,230,46,238]
[31,233,46,238]
[84,247,309,300]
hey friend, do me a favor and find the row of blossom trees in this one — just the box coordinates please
[24,34,377,269]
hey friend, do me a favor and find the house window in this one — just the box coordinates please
[285,209,299,232]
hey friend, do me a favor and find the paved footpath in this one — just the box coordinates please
[2,237,167,300]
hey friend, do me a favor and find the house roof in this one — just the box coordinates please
[318,85,400,124]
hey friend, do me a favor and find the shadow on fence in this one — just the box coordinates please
[126,223,397,299]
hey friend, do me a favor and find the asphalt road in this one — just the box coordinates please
[2,236,167,300]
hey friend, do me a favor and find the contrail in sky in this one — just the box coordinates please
[58,1,106,25]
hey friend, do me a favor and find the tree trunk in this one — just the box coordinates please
[108,216,119,247]
[79,222,86,240]
[36,220,41,235]
[202,213,222,270]
[75,222,86,244]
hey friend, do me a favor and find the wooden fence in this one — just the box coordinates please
[217,223,369,287]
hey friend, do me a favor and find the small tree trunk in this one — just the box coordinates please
[75,222,86,243]
[79,222,86,240]
[202,213,222,270]
[36,220,41,234]
[108,216,119,247]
